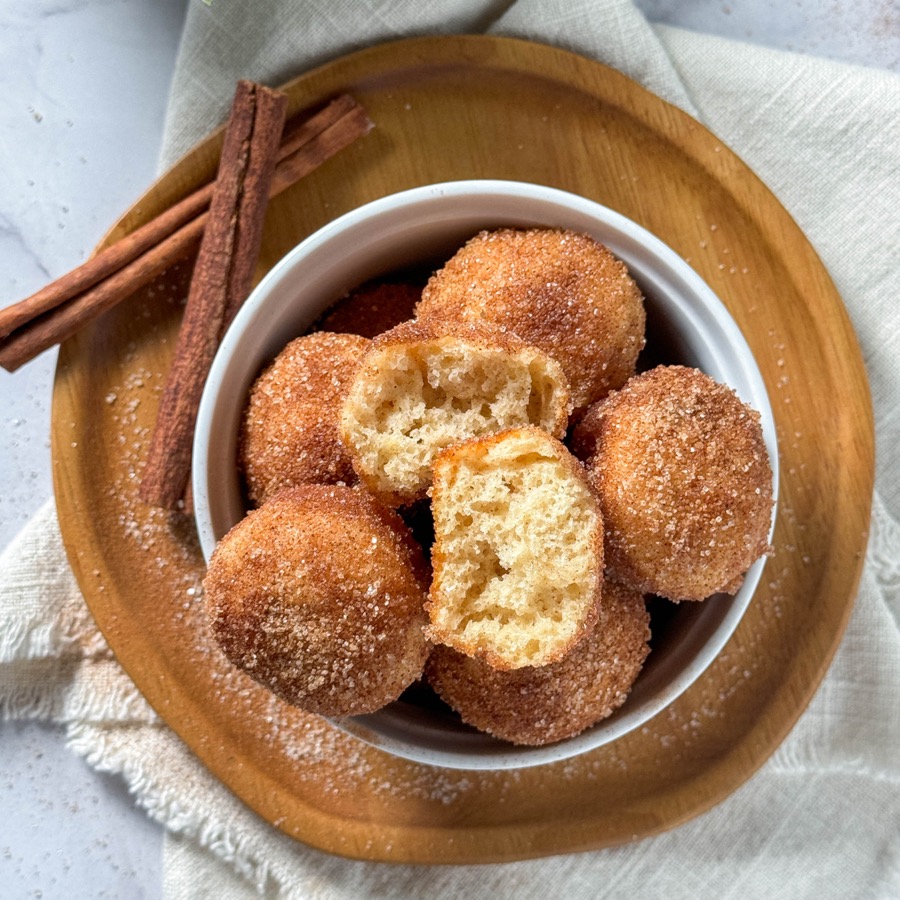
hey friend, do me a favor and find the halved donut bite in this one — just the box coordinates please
[416,227,646,414]
[427,426,604,670]
[240,332,370,506]
[573,365,774,601]
[339,319,571,506]
[425,581,650,746]
[203,484,431,717]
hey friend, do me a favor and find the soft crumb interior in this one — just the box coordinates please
[433,435,599,666]
[343,340,566,498]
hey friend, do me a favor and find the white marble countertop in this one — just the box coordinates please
[1,1,897,897]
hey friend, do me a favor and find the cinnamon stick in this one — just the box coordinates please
[277,94,361,171]
[0,216,205,371]
[269,101,373,195]
[0,96,373,372]
[138,80,287,510]
[0,192,209,341]
[0,94,361,342]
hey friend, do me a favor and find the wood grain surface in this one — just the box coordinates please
[50,36,874,863]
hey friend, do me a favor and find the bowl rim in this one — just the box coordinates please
[192,178,779,770]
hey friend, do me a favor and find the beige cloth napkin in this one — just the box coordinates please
[3,1,900,897]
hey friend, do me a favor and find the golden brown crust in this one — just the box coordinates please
[368,316,549,358]
[339,319,572,506]
[425,581,650,745]
[416,227,646,413]
[240,332,370,506]
[203,485,431,717]
[426,426,604,670]
[314,281,421,338]
[581,365,774,601]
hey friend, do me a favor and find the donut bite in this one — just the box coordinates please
[426,581,650,746]
[427,427,604,670]
[314,281,421,338]
[416,227,646,414]
[203,485,430,717]
[573,365,774,601]
[240,332,369,506]
[340,319,571,506]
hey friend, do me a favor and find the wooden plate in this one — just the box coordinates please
[51,36,874,863]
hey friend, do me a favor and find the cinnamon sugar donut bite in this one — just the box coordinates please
[203,485,431,717]
[425,581,650,745]
[416,227,646,414]
[574,365,774,601]
[240,332,369,506]
[314,281,421,338]
[339,319,571,506]
[427,427,603,670]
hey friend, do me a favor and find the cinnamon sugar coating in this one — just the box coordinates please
[204,485,431,717]
[425,581,650,746]
[240,332,370,506]
[574,365,774,601]
[416,227,646,413]
[314,281,421,338]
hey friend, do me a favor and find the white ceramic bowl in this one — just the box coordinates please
[193,180,778,770]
